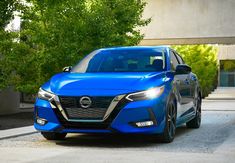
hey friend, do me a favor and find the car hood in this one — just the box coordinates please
[45,72,167,96]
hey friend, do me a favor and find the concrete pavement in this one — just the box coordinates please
[0,101,235,163]
[0,126,36,140]
[205,87,235,100]
[202,99,235,111]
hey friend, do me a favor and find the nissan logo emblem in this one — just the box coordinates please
[79,96,92,108]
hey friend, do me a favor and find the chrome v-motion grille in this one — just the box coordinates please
[59,96,114,120]
[49,94,125,122]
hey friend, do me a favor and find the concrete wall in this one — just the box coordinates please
[0,88,20,115]
[140,0,235,45]
[216,45,235,86]
[218,45,235,60]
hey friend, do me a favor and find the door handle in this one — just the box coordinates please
[184,79,190,85]
[175,79,180,84]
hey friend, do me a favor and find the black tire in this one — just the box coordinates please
[41,132,67,140]
[186,94,201,128]
[160,97,177,143]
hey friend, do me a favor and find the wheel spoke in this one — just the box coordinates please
[172,112,176,119]
[171,104,174,116]
[168,114,171,122]
[172,124,176,135]
[170,121,175,136]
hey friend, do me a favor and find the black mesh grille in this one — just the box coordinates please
[59,97,76,108]
[59,96,114,120]
[52,97,128,130]
[65,107,107,120]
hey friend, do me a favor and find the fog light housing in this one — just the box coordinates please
[36,118,47,126]
[136,121,154,127]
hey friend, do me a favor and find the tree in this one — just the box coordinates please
[172,45,218,97]
[3,0,150,93]
[0,0,15,29]
[0,0,17,89]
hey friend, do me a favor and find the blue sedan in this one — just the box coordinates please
[34,46,201,143]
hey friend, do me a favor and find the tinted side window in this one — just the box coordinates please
[175,52,185,64]
[170,51,179,70]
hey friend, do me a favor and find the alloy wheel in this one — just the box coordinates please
[167,102,176,139]
[196,96,201,126]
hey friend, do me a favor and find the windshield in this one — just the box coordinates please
[72,48,166,73]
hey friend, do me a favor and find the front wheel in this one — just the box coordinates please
[160,97,177,143]
[41,132,67,140]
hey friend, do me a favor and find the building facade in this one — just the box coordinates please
[140,0,235,87]
[218,45,235,87]
[140,0,235,45]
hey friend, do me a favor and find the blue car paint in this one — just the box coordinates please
[34,46,199,134]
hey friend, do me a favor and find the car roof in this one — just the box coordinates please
[99,46,170,51]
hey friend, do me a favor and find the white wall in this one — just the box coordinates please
[140,0,235,45]
[218,45,235,60]
[5,12,20,32]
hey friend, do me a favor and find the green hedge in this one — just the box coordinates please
[172,45,218,98]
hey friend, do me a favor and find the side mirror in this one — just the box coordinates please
[63,66,72,72]
[175,64,191,74]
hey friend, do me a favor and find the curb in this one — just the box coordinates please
[0,126,37,140]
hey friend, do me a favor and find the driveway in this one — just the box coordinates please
[0,100,234,163]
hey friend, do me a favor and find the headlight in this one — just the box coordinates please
[37,88,55,101]
[126,86,164,101]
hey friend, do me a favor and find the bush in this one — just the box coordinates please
[1,0,150,94]
[172,45,218,98]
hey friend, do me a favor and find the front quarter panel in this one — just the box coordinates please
[111,80,173,134]
[34,98,61,131]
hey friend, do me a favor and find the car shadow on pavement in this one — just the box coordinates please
[55,125,193,148]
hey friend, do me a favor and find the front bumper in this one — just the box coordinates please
[34,95,167,134]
